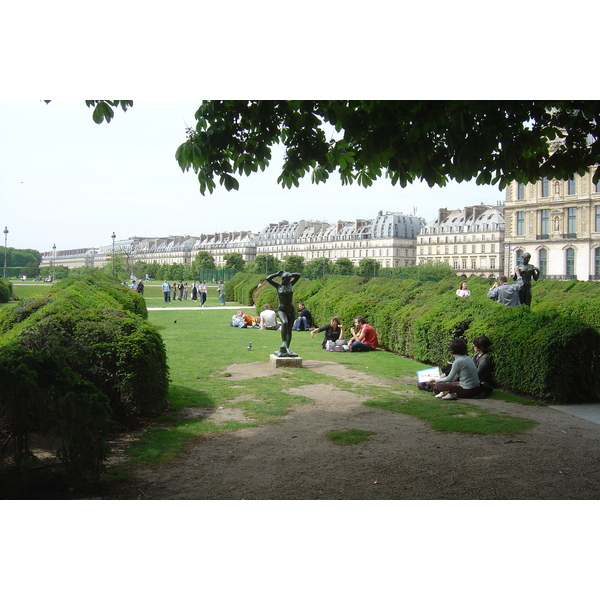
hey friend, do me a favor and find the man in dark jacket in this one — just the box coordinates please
[292,302,312,331]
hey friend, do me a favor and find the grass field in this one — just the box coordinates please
[7,281,540,471]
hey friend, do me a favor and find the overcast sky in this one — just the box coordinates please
[2,5,593,258]
[0,100,506,254]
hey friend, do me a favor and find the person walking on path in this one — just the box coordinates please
[199,281,208,306]
[217,280,226,305]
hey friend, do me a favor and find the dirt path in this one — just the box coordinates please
[109,360,600,500]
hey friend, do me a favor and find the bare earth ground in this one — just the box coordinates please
[108,360,600,500]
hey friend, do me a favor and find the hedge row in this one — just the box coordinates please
[0,278,12,303]
[0,272,168,481]
[227,272,600,404]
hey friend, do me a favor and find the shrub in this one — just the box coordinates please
[0,279,11,303]
[0,343,110,480]
[0,272,168,483]
[260,274,600,404]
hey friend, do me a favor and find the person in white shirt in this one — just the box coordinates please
[456,281,471,297]
[259,304,279,330]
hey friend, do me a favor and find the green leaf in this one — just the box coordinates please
[220,174,239,191]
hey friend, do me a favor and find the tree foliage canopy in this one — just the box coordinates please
[174,100,600,195]
[192,250,216,270]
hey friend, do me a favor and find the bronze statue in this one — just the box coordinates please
[513,252,540,306]
[266,270,301,357]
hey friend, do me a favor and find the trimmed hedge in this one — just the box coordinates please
[0,278,11,303]
[227,273,600,404]
[0,272,168,482]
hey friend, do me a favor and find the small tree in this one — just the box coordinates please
[167,263,185,281]
[356,258,380,278]
[192,251,216,270]
[282,254,305,274]
[334,257,355,276]
[223,252,246,271]
[247,254,282,275]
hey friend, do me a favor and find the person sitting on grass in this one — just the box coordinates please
[292,302,313,331]
[429,338,483,400]
[348,316,378,352]
[259,304,280,330]
[311,316,344,349]
[230,310,253,328]
[472,334,493,397]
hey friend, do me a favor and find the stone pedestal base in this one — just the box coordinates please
[269,354,303,369]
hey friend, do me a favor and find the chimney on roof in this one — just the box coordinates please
[337,220,344,233]
[472,204,486,220]
[438,208,450,223]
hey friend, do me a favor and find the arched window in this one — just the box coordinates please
[539,248,547,277]
[566,248,575,278]
[516,249,524,265]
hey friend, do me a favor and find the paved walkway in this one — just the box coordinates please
[147,305,252,311]
[549,404,600,425]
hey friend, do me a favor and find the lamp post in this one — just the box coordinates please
[52,244,56,282]
[111,232,116,277]
[3,227,8,279]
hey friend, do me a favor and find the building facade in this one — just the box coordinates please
[503,169,600,279]
[41,211,424,271]
[255,212,424,268]
[417,204,505,278]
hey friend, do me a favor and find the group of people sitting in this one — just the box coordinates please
[419,335,493,400]
[230,302,379,353]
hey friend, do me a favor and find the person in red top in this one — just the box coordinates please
[348,316,378,352]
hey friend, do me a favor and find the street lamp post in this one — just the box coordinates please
[111,232,116,277]
[52,244,56,282]
[3,227,8,279]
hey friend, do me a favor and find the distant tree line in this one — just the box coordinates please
[9,246,455,284]
[2,248,42,279]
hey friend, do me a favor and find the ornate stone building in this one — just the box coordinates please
[255,212,424,268]
[417,204,505,278]
[41,211,424,271]
[503,169,600,279]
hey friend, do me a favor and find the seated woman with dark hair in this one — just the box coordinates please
[471,334,493,397]
[311,316,344,349]
[472,335,493,385]
[429,338,483,400]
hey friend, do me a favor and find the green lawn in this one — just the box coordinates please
[6,282,541,471]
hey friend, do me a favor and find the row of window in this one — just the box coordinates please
[513,248,600,278]
[423,222,500,235]
[447,258,497,271]
[517,179,600,200]
[420,245,498,255]
[420,234,498,244]
[514,206,600,236]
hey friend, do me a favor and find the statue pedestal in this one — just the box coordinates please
[269,354,303,369]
